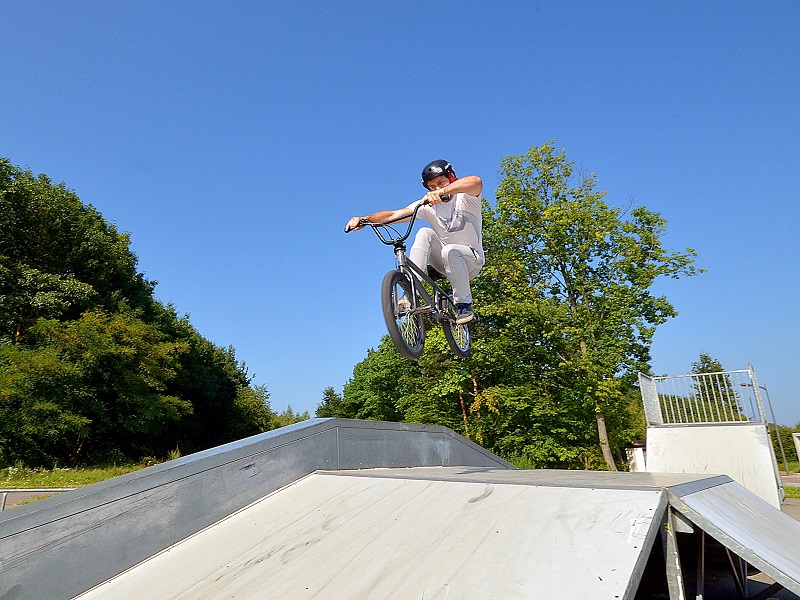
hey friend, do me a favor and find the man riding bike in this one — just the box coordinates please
[346,160,484,324]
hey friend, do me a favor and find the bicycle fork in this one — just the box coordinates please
[394,243,452,319]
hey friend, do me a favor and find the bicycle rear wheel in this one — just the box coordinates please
[382,270,425,360]
[441,298,471,358]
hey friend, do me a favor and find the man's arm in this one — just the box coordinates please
[449,175,483,197]
[422,175,483,206]
[345,206,413,232]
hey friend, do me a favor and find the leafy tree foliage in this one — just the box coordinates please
[486,142,701,468]
[316,387,346,418]
[0,159,277,467]
[334,142,700,470]
[770,424,798,464]
[691,354,725,374]
[687,353,747,422]
[0,160,153,342]
[273,405,311,428]
[0,310,191,465]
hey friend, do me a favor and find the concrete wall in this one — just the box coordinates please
[646,423,782,507]
[0,418,512,600]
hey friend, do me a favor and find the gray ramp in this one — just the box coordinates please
[0,419,511,600]
[6,421,800,599]
[670,479,800,594]
[77,468,671,599]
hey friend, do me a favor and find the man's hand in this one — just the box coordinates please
[423,188,450,206]
[345,216,365,233]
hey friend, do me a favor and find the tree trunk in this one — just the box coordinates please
[459,393,470,438]
[595,408,617,471]
[575,332,617,471]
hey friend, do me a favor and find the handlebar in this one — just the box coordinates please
[344,195,450,242]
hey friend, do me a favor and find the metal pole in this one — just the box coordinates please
[761,385,791,476]
[741,383,790,475]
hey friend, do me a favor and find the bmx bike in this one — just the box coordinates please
[347,197,471,360]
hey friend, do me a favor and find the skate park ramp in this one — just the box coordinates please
[0,419,511,600]
[73,468,800,600]
[639,370,786,508]
[2,419,800,599]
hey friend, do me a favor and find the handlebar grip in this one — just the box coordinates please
[441,194,451,202]
[345,219,371,233]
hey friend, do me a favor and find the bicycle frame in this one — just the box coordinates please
[362,201,457,320]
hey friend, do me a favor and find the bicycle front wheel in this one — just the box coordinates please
[381,270,425,360]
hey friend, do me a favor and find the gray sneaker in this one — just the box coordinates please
[455,303,475,325]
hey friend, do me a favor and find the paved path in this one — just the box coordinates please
[1,489,65,511]
[782,473,800,486]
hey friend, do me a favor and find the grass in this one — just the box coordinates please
[785,486,800,500]
[1,462,151,489]
[1,449,181,490]
[774,456,799,473]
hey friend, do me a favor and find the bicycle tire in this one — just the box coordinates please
[381,270,425,360]
[441,299,471,358]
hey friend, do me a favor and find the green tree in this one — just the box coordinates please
[342,339,420,422]
[689,353,745,422]
[273,406,310,428]
[485,142,701,468]
[224,385,278,441]
[770,424,798,464]
[0,158,275,466]
[0,159,154,343]
[0,310,191,466]
[341,142,700,470]
[316,386,347,418]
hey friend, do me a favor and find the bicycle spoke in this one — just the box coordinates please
[440,297,471,357]
[399,311,419,344]
[382,270,425,360]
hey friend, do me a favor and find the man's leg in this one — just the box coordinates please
[441,244,480,305]
[409,228,445,274]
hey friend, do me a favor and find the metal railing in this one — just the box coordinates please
[639,366,767,426]
[639,365,790,475]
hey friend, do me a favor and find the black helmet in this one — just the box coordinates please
[421,160,456,189]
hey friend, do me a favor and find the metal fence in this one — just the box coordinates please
[638,366,767,427]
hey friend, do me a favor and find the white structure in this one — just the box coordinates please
[625,444,646,473]
[638,367,784,508]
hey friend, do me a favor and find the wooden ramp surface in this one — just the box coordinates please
[76,467,668,599]
[75,467,800,599]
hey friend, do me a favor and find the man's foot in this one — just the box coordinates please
[455,303,475,325]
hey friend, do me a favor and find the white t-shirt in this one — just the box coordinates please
[407,193,485,263]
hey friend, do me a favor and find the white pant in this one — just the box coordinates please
[409,228,484,305]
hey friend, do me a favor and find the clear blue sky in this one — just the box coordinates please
[3,2,799,425]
